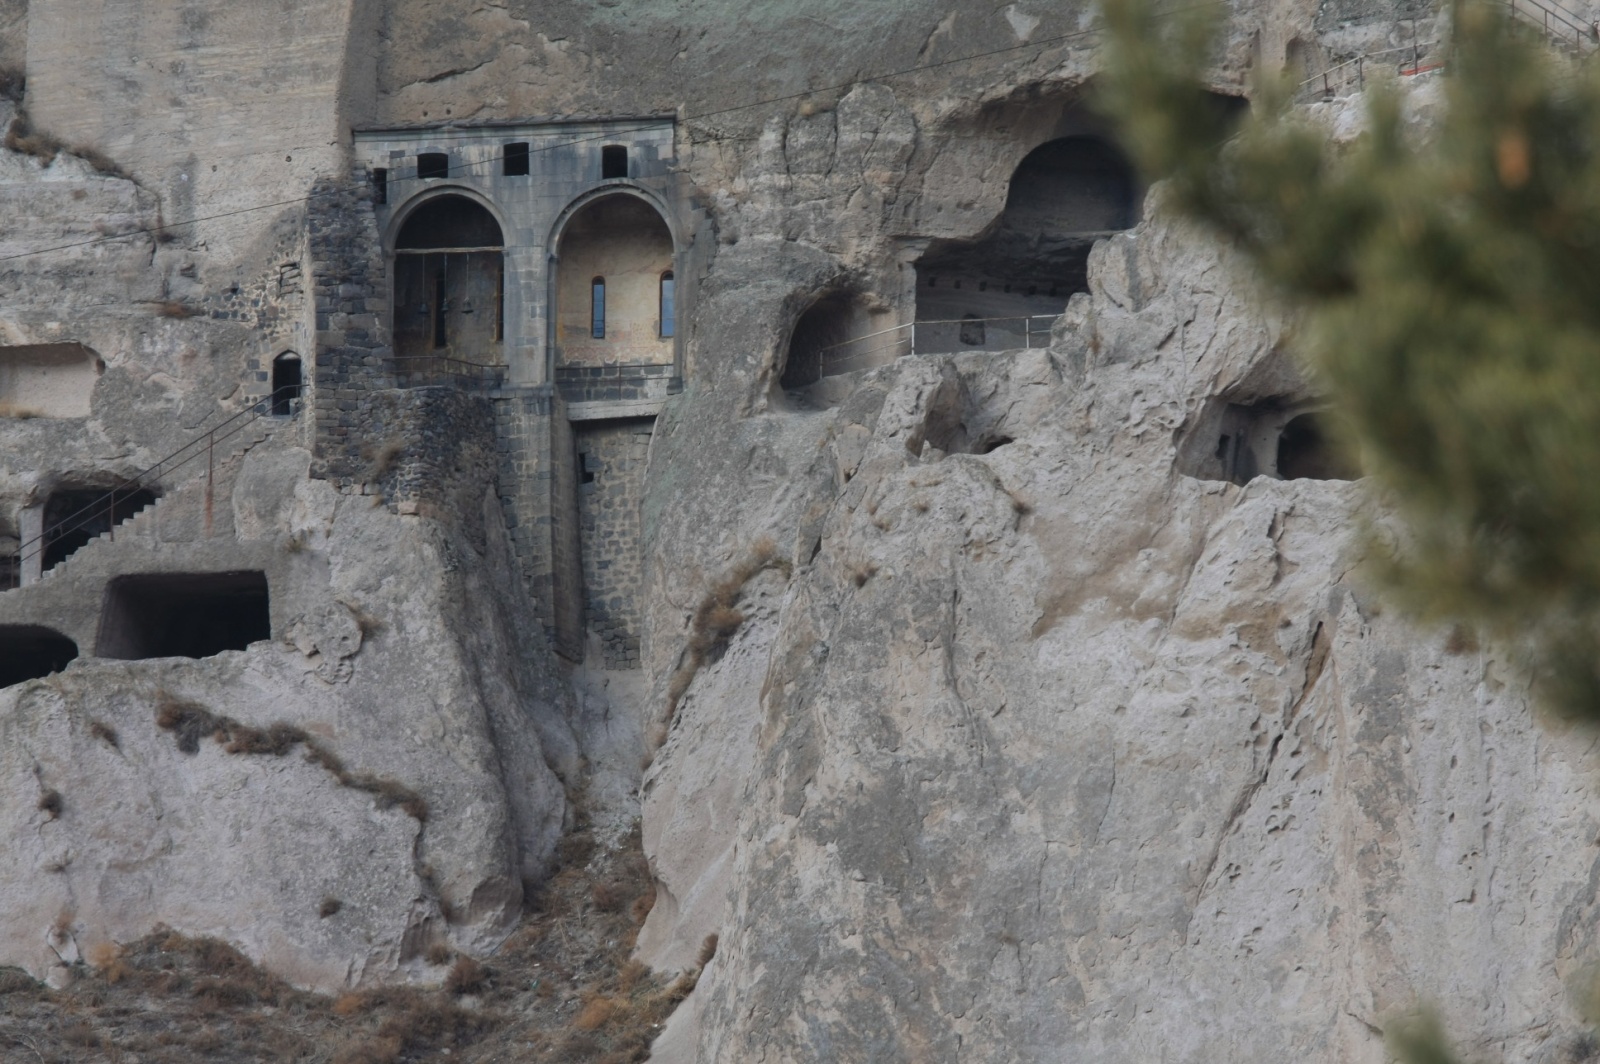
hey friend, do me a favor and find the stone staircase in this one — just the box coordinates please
[19,401,297,587]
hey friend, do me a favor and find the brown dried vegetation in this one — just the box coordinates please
[153,692,428,822]
[0,824,687,1063]
[659,537,792,735]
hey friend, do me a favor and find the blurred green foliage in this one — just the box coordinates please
[1098,0,1600,723]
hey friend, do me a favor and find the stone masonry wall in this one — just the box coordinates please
[308,174,395,486]
[492,387,584,661]
[575,418,653,668]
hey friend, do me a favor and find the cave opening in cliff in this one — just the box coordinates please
[554,193,675,370]
[778,292,889,391]
[393,195,505,378]
[95,571,271,661]
[41,487,160,572]
[1277,412,1356,481]
[912,134,1138,353]
[0,626,78,687]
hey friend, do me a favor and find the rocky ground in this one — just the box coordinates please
[0,816,695,1064]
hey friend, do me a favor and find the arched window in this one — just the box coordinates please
[660,272,675,338]
[270,353,302,416]
[591,278,606,339]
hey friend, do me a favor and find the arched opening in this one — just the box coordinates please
[914,135,1139,353]
[780,292,881,391]
[96,571,271,660]
[555,194,674,369]
[270,353,301,416]
[392,195,505,379]
[0,626,77,687]
[41,486,160,572]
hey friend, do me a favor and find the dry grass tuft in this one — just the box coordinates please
[362,439,406,482]
[155,300,200,319]
[658,538,793,737]
[697,933,719,968]
[444,957,487,996]
[425,943,454,966]
[592,880,629,914]
[573,992,619,1030]
[153,692,427,822]
[88,720,120,749]
[4,111,62,164]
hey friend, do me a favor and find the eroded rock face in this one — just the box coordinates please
[0,444,571,991]
[636,207,1600,1062]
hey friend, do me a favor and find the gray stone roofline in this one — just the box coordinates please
[351,115,676,136]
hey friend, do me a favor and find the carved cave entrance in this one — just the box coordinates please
[393,196,505,379]
[914,135,1139,352]
[0,626,78,687]
[96,571,271,660]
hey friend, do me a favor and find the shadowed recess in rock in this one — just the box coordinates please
[0,625,78,687]
[95,570,271,660]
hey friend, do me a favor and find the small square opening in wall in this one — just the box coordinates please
[503,142,530,177]
[417,152,449,180]
[601,145,628,179]
[371,167,388,204]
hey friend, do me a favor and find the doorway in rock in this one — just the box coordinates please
[392,195,505,379]
[96,571,271,660]
[0,626,78,687]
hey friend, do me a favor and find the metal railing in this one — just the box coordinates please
[9,385,302,582]
[1296,0,1596,103]
[809,315,1060,376]
[393,354,505,391]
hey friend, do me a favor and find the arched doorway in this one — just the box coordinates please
[270,352,301,415]
[392,195,505,373]
[554,193,675,370]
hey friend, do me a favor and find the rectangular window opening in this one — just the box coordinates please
[660,273,675,339]
[591,278,606,339]
[371,167,388,205]
[601,145,628,180]
[417,152,449,180]
[503,142,530,177]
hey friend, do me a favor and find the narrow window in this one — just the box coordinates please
[371,167,388,205]
[433,271,448,348]
[601,145,628,179]
[659,272,676,338]
[503,142,530,177]
[591,277,606,339]
[270,353,302,416]
[417,152,448,180]
[959,314,986,347]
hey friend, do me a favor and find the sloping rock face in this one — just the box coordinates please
[635,210,1600,1061]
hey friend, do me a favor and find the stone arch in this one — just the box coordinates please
[388,191,507,373]
[551,191,677,370]
[779,290,886,392]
